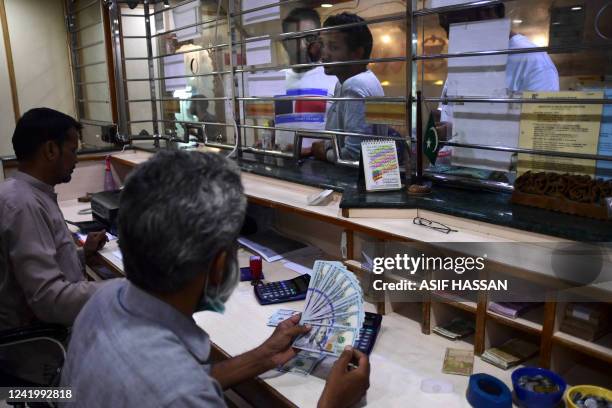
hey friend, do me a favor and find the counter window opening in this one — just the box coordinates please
[101,0,408,167]
[414,0,612,191]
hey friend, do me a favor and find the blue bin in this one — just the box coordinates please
[467,373,512,408]
[512,367,566,408]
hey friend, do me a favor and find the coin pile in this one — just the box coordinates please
[571,392,612,408]
[517,374,559,394]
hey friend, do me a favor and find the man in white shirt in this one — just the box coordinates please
[436,4,559,132]
[275,8,338,155]
[312,13,387,162]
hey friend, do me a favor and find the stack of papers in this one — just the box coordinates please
[481,338,538,369]
[282,246,327,276]
[238,230,308,262]
[75,232,117,245]
[292,261,365,356]
[488,302,542,319]
[433,317,475,340]
[560,303,610,341]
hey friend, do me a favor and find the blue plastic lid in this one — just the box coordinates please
[467,373,512,408]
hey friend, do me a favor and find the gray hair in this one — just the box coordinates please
[118,150,246,293]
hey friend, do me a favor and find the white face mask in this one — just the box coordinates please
[195,246,239,314]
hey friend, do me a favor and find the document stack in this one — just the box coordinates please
[481,338,539,370]
[560,303,610,342]
[488,302,542,319]
[433,317,475,340]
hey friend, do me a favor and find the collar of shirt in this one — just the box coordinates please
[119,281,211,364]
[11,170,57,200]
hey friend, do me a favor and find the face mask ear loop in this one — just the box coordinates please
[208,251,227,299]
[201,269,212,303]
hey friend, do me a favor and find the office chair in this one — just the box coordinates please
[0,323,69,408]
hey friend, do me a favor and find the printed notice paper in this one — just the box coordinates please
[242,0,279,26]
[446,18,510,97]
[451,101,521,171]
[172,1,200,42]
[428,0,473,7]
[518,91,603,175]
[361,140,402,191]
[246,71,286,97]
[596,89,612,180]
[245,38,272,66]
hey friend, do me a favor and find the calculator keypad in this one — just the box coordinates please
[257,282,298,301]
[354,313,382,355]
[355,328,373,353]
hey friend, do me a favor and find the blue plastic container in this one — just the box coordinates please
[467,373,512,408]
[512,367,566,408]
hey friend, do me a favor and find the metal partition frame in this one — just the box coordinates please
[106,0,411,169]
[66,0,117,145]
[70,0,612,184]
[111,0,237,147]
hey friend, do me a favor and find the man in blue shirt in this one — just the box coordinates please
[61,150,370,407]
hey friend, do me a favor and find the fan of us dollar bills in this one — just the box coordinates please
[292,260,365,356]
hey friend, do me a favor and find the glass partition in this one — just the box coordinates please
[69,0,612,182]
[114,0,409,166]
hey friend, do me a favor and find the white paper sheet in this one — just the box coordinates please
[447,19,510,97]
[450,101,521,171]
[238,230,308,262]
[428,0,473,8]
[444,19,516,171]
[163,55,187,92]
[283,261,313,276]
[246,39,272,66]
[76,232,117,244]
[242,0,280,26]
[281,245,326,276]
[112,250,123,261]
[172,1,200,42]
[247,71,286,97]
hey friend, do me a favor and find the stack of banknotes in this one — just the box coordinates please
[442,348,474,376]
[268,310,325,375]
[277,260,365,376]
[292,260,365,356]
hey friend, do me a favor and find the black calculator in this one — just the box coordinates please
[254,275,311,305]
[354,312,383,355]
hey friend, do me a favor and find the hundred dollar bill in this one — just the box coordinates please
[293,325,358,356]
[278,351,325,376]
